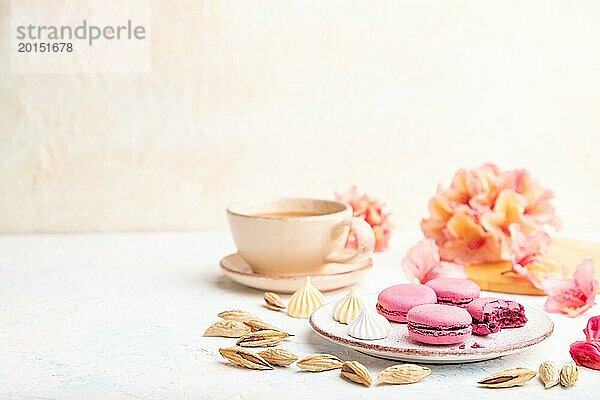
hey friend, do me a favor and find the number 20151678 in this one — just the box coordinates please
[18,42,73,52]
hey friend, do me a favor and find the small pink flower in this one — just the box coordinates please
[570,315,600,370]
[402,239,466,284]
[336,186,392,252]
[570,341,600,370]
[584,315,600,341]
[540,260,598,317]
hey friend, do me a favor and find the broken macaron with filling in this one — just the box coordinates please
[467,298,527,335]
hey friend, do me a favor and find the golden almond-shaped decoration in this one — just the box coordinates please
[560,362,578,387]
[236,329,289,348]
[258,349,298,367]
[378,364,431,385]
[333,287,363,324]
[539,361,560,389]
[244,319,286,333]
[296,354,343,372]
[478,367,537,388]
[341,361,372,386]
[264,292,286,311]
[287,277,325,319]
[218,347,273,370]
[203,320,251,338]
[218,309,258,322]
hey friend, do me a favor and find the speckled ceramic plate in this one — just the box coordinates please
[309,295,554,364]
[220,253,372,293]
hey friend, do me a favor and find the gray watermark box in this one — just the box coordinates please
[11,0,151,74]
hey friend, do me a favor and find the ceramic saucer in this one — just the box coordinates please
[220,252,372,293]
[310,295,554,364]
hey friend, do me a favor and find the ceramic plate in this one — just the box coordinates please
[220,253,372,293]
[310,295,554,364]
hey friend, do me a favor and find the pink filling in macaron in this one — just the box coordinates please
[467,298,527,335]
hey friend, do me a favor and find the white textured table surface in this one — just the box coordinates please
[1,231,599,400]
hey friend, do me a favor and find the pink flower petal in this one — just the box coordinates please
[508,224,551,285]
[502,169,562,229]
[402,239,439,283]
[584,316,600,341]
[509,224,550,264]
[574,259,599,298]
[541,260,598,317]
[570,340,600,370]
[437,261,467,280]
[402,239,465,284]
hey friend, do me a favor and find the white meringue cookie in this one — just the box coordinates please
[347,308,390,340]
[333,287,363,324]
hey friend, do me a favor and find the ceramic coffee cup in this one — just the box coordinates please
[227,198,375,275]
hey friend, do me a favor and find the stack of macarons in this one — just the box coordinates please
[376,278,527,345]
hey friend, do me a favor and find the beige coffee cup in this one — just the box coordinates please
[227,198,375,275]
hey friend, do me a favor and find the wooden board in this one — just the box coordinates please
[466,237,600,295]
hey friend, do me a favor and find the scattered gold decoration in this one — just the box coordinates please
[477,367,537,388]
[560,362,579,387]
[258,349,298,367]
[341,361,372,386]
[377,364,431,385]
[539,361,560,389]
[264,292,286,311]
[218,309,258,322]
[236,330,289,348]
[203,320,251,338]
[218,347,273,370]
[296,354,343,372]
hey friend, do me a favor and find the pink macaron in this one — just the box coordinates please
[376,284,437,323]
[467,298,527,335]
[425,278,481,308]
[407,304,473,345]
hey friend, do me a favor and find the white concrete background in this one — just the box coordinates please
[2,1,600,232]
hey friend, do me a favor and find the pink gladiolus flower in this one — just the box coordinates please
[421,164,559,269]
[540,260,598,317]
[402,239,466,284]
[570,315,600,370]
[336,186,392,252]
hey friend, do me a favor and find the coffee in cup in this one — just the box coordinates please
[227,198,375,275]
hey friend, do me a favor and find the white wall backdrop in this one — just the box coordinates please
[1,1,600,232]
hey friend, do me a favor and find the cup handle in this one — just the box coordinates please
[325,217,375,264]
